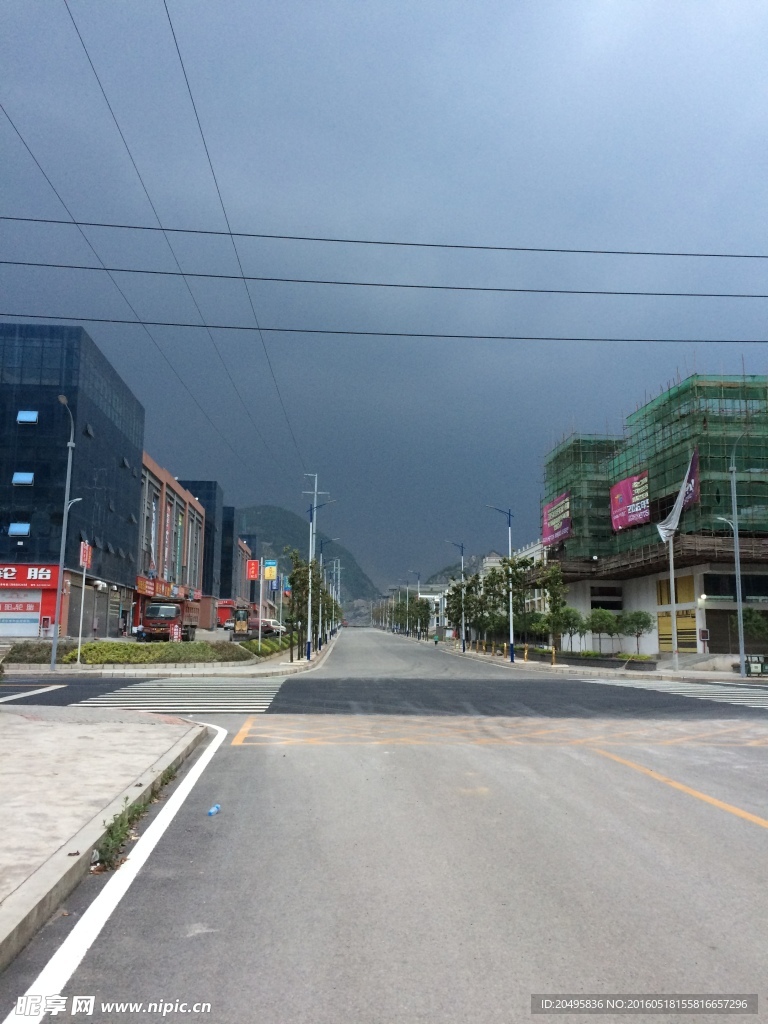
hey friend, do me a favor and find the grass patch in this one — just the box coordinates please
[62,640,254,665]
[97,797,145,870]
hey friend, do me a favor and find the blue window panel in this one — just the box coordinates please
[12,472,34,486]
[8,523,31,537]
[16,410,39,424]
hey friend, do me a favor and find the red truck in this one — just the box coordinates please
[140,601,200,642]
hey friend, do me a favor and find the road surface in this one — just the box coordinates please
[2,628,767,1023]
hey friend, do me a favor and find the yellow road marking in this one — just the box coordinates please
[591,747,768,830]
[231,716,256,745]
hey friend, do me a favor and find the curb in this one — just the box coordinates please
[0,720,210,972]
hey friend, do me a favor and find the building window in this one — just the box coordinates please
[8,523,31,537]
[84,423,95,438]
[16,411,38,424]
[12,472,34,486]
[121,456,131,469]
[590,585,623,611]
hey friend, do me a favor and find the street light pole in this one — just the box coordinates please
[449,541,466,652]
[51,396,78,671]
[729,437,747,680]
[408,570,421,638]
[486,505,515,663]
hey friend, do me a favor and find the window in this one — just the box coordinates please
[12,472,34,486]
[16,411,38,424]
[121,456,131,469]
[8,523,30,537]
[107,542,115,554]
[84,423,94,438]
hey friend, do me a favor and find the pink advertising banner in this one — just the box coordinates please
[610,471,650,532]
[542,492,572,546]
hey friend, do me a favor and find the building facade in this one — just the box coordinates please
[0,324,144,638]
[541,375,768,656]
[133,454,205,629]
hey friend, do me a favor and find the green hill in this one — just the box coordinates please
[235,505,379,604]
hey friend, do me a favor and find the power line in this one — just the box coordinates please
[4,257,768,301]
[163,0,306,471]
[61,0,278,466]
[0,101,245,466]
[2,213,768,261]
[3,312,766,343]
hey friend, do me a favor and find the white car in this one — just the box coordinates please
[262,619,287,636]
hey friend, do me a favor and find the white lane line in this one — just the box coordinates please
[0,685,66,703]
[2,721,228,1024]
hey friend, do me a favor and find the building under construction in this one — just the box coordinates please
[541,375,768,655]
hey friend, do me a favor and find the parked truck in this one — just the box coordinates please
[139,601,200,642]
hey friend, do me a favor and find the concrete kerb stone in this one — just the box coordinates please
[0,721,209,973]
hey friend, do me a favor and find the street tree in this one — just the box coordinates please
[586,608,618,654]
[538,563,568,647]
[619,610,655,654]
[560,607,584,652]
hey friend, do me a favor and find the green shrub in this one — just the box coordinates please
[62,640,254,665]
[6,640,78,663]
[238,638,281,657]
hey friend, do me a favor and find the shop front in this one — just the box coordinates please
[0,565,60,638]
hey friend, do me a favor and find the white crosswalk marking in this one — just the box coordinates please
[585,676,768,709]
[76,676,286,714]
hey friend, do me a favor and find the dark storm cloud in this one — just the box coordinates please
[3,0,768,585]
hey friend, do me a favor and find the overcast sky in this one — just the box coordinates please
[3,1,768,588]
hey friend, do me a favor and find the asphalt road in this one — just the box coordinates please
[2,628,768,1023]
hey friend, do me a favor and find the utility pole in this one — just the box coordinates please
[303,475,335,661]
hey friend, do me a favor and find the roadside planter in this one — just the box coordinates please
[524,648,657,671]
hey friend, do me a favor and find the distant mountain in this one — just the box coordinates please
[235,505,379,605]
[426,554,485,584]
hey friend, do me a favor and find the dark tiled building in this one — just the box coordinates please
[0,324,144,637]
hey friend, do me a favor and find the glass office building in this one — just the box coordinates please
[0,324,145,637]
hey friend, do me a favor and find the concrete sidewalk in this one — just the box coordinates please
[0,704,209,971]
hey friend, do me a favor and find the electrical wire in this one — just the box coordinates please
[4,257,768,301]
[0,101,245,466]
[3,214,768,261]
[2,311,766,343]
[61,0,278,466]
[162,0,306,471]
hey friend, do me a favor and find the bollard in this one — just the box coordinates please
[482,640,486,654]
[503,643,507,659]
[524,643,528,662]
[551,645,556,666]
